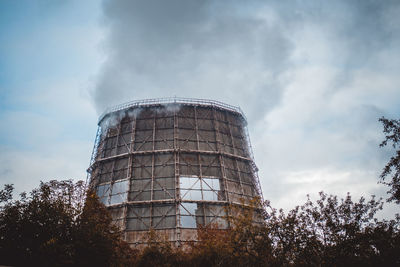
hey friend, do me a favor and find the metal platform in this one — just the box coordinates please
[98,97,246,125]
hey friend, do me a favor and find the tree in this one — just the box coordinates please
[0,180,134,266]
[1,180,399,266]
[73,190,136,267]
[134,229,181,267]
[379,117,400,203]
[0,180,83,266]
[267,192,399,266]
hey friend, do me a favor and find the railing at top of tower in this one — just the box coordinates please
[98,97,247,125]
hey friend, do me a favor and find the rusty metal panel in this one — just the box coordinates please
[126,204,151,230]
[103,136,117,157]
[134,130,153,151]
[227,113,241,125]
[179,153,200,176]
[228,192,243,203]
[155,117,174,129]
[177,128,197,150]
[215,109,226,121]
[99,161,113,183]
[136,119,153,130]
[153,177,175,200]
[230,124,243,137]
[196,106,213,119]
[226,180,242,194]
[219,133,234,154]
[177,106,195,117]
[129,179,151,201]
[178,116,195,128]
[113,157,128,181]
[242,184,256,197]
[154,129,174,150]
[203,204,228,229]
[218,121,230,134]
[200,154,221,177]
[197,118,214,130]
[152,204,176,229]
[138,108,155,119]
[120,121,132,133]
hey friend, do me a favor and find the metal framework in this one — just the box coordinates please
[88,97,263,247]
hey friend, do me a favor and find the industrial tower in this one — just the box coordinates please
[88,97,263,247]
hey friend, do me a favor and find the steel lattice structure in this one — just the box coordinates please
[88,97,263,247]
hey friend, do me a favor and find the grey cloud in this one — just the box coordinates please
[93,0,400,118]
[92,0,400,216]
[93,0,293,120]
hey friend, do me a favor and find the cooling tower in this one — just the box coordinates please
[88,97,263,247]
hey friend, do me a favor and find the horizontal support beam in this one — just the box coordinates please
[89,148,253,169]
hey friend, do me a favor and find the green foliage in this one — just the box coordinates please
[1,181,399,266]
[267,192,398,266]
[379,117,400,203]
[0,180,134,266]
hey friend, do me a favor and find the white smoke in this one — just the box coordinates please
[161,103,181,114]
[127,107,143,119]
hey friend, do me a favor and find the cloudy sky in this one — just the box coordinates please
[1,0,399,217]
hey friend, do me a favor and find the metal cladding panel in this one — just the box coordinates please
[88,98,263,247]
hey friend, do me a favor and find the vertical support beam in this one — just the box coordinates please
[226,111,245,199]
[194,106,203,200]
[124,114,136,240]
[173,105,181,246]
[128,115,136,180]
[226,111,236,156]
[152,110,156,151]
[234,158,245,198]
[149,113,156,228]
[212,108,230,203]
[194,106,200,151]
